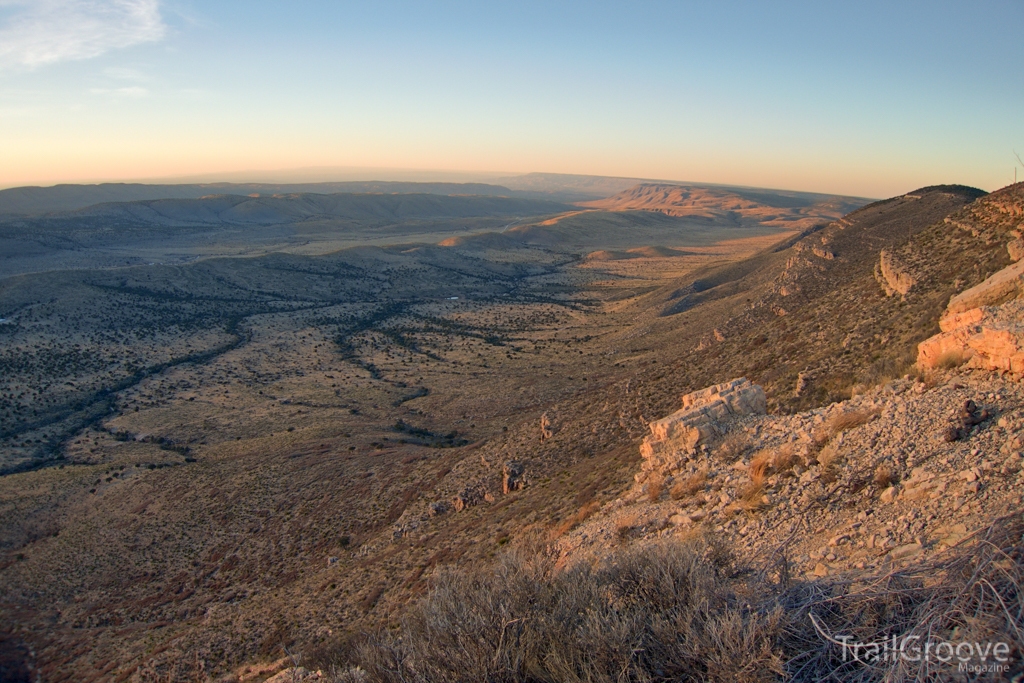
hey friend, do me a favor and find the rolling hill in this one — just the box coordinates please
[581,182,868,230]
[0,181,534,216]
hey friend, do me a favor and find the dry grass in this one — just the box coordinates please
[815,442,840,468]
[736,481,765,510]
[813,409,879,448]
[326,540,786,683]
[749,449,774,482]
[551,500,601,539]
[670,470,707,500]
[313,514,1024,683]
[733,445,799,513]
[778,513,1024,682]
[772,444,799,472]
[647,473,665,503]
[936,348,969,370]
[717,430,751,462]
[737,463,766,510]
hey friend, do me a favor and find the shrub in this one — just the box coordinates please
[312,516,1024,683]
[647,474,664,502]
[551,500,601,538]
[813,408,878,448]
[338,541,786,683]
[670,470,707,500]
[936,348,968,370]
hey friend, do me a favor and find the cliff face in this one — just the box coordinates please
[875,248,916,297]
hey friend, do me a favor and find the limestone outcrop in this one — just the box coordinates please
[639,378,765,476]
[918,301,1024,373]
[918,259,1024,373]
[502,461,526,494]
[875,249,916,297]
[946,259,1024,316]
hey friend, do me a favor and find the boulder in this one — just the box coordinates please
[502,461,525,494]
[1008,237,1024,262]
[918,300,1024,373]
[452,486,485,511]
[640,378,766,475]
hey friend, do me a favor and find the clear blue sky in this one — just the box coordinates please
[0,0,1021,197]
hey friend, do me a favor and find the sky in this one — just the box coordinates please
[0,1,1021,198]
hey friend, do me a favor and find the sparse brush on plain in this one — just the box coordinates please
[670,469,707,500]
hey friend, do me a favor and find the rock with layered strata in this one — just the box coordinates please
[876,249,916,297]
[918,300,1024,373]
[946,259,1024,316]
[640,378,765,474]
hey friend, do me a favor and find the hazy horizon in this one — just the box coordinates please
[0,166,881,200]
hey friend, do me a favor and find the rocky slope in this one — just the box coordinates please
[241,183,1024,681]
[555,186,1024,585]
[558,367,1024,581]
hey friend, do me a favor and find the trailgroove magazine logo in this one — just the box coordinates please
[835,634,1012,674]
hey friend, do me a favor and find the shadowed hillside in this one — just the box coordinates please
[0,181,535,216]
[0,193,571,278]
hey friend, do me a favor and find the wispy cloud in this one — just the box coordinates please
[0,0,165,69]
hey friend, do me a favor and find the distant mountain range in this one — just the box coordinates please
[0,174,873,216]
[0,181,537,216]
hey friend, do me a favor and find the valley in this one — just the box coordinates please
[2,177,1022,682]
